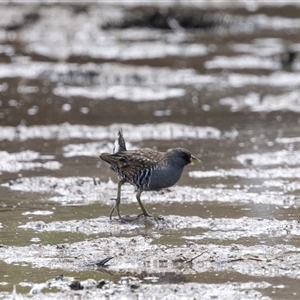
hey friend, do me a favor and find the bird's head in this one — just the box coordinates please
[167,148,201,168]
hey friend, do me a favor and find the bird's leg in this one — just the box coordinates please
[110,180,126,222]
[136,190,152,217]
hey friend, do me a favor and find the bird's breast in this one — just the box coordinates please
[143,166,183,191]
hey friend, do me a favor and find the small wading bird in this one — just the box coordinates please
[100,130,201,222]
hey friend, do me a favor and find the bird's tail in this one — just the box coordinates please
[99,152,113,164]
[113,130,127,153]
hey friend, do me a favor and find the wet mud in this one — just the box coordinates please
[1,1,300,299]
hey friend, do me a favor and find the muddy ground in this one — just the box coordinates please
[1,1,300,299]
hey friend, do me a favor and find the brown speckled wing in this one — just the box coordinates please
[101,150,165,181]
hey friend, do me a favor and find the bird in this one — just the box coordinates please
[100,130,201,222]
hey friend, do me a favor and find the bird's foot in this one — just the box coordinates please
[136,213,165,221]
[109,201,128,223]
[112,215,138,223]
[111,214,165,223]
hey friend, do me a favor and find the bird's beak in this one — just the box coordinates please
[190,155,201,164]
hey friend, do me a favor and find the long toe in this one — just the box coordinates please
[109,205,116,220]
[109,204,127,222]
[137,213,164,220]
[137,213,153,218]
[119,216,128,223]
[119,215,137,223]
[109,207,128,223]
[134,214,166,225]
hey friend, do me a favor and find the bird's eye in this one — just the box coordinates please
[181,152,188,158]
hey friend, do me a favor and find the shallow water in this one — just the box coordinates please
[1,2,300,299]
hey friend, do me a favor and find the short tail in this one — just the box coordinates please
[113,130,127,153]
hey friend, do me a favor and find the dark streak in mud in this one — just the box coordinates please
[101,6,233,31]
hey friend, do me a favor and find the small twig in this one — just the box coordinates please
[227,255,279,263]
[174,252,206,264]
[186,251,206,264]
[95,256,114,266]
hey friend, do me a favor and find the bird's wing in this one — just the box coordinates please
[101,150,163,179]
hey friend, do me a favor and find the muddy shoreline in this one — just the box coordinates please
[1,2,300,299]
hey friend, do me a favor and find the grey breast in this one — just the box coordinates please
[137,165,183,191]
